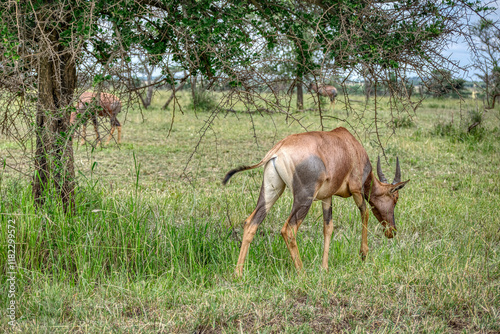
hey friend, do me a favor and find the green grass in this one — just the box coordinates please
[0,91,499,332]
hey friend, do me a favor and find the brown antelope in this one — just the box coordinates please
[70,92,122,145]
[309,83,338,107]
[223,127,409,276]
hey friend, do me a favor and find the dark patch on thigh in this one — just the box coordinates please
[290,155,326,225]
[250,182,268,225]
[293,155,326,191]
[362,159,372,194]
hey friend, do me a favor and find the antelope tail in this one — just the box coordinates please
[222,164,262,185]
[222,141,284,185]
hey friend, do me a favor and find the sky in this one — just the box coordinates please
[443,42,476,79]
[443,3,499,81]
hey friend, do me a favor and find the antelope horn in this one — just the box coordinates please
[393,157,401,184]
[377,156,388,183]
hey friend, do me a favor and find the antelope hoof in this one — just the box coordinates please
[234,266,243,278]
[360,248,368,261]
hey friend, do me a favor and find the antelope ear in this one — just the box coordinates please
[390,179,410,193]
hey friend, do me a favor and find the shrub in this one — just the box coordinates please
[430,109,487,144]
[431,121,455,137]
[393,115,415,128]
[189,90,217,111]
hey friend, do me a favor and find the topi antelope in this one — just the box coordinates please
[223,127,409,276]
[70,92,122,145]
[309,83,338,107]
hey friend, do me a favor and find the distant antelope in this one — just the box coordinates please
[223,127,409,276]
[70,92,122,145]
[309,83,338,108]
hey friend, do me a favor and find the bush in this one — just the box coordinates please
[430,109,486,143]
[431,121,455,137]
[189,90,217,111]
[467,109,483,127]
[393,115,415,128]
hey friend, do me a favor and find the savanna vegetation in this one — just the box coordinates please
[1,91,499,332]
[1,0,499,332]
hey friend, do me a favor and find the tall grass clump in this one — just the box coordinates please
[189,89,218,111]
[393,114,415,128]
[431,120,455,137]
[429,108,492,144]
[0,180,245,286]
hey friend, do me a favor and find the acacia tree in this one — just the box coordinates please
[471,18,500,108]
[0,0,492,210]
[426,69,466,97]
[0,1,161,209]
[0,1,83,209]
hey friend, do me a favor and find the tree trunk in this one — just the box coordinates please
[139,80,154,109]
[191,75,197,108]
[141,71,154,109]
[145,85,154,108]
[162,79,187,109]
[365,80,372,102]
[296,80,303,110]
[32,25,76,211]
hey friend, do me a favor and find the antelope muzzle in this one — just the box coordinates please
[384,226,397,238]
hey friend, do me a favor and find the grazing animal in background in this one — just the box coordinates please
[70,92,122,145]
[223,127,409,276]
[309,83,338,108]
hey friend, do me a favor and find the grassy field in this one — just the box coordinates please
[1,91,499,333]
